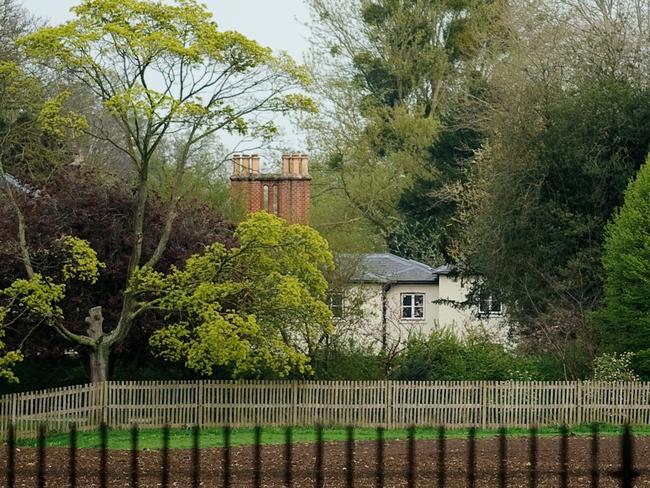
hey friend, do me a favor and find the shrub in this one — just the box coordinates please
[391,328,539,381]
[592,352,639,381]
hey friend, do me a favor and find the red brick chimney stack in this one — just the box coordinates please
[230,153,311,225]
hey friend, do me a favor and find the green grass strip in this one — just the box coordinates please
[15,424,650,451]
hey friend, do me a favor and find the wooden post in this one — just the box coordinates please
[481,382,488,429]
[385,380,393,429]
[10,393,17,430]
[196,380,204,427]
[291,381,298,426]
[576,381,582,425]
[101,381,109,426]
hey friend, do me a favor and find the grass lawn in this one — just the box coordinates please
[16,424,650,450]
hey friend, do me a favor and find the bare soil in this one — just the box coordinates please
[4,435,650,487]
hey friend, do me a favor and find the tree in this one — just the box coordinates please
[305,0,503,262]
[597,158,650,357]
[141,212,334,378]
[5,0,313,382]
[451,0,650,377]
[0,167,236,378]
[0,22,85,384]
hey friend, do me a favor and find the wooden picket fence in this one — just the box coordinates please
[2,380,650,439]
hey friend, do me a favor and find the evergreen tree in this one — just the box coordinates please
[598,158,650,357]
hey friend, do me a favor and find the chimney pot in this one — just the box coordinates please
[282,154,290,175]
[251,154,260,175]
[233,154,241,176]
[292,153,301,175]
[241,154,251,175]
[300,154,309,175]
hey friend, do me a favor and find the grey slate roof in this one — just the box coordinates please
[431,264,454,275]
[342,253,438,284]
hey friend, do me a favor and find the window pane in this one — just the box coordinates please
[402,307,412,318]
[479,295,489,313]
[402,294,412,306]
[490,298,502,313]
[414,294,424,306]
[414,307,424,318]
[272,186,279,214]
[263,185,269,211]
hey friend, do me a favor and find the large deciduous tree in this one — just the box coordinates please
[305,0,503,263]
[2,0,314,382]
[0,167,236,377]
[452,0,650,377]
[142,212,335,378]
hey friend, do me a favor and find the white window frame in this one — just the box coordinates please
[401,292,425,320]
[479,293,503,317]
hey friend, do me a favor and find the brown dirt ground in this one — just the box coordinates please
[3,435,650,487]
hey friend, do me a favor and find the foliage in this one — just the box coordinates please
[391,328,538,381]
[305,0,502,261]
[21,0,313,153]
[452,1,650,375]
[139,212,334,378]
[0,167,235,371]
[592,352,639,382]
[0,302,22,383]
[311,343,384,380]
[597,158,650,356]
[11,0,313,382]
[0,239,106,382]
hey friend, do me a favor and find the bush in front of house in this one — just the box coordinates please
[390,328,540,381]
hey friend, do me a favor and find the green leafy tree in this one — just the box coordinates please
[597,158,650,359]
[306,0,503,262]
[8,0,314,382]
[138,212,334,377]
[452,0,650,377]
[0,236,104,382]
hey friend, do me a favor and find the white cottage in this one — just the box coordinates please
[330,253,507,347]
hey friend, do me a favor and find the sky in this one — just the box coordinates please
[20,0,312,62]
[19,0,314,163]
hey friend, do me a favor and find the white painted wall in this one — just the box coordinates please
[384,283,439,341]
[339,278,508,347]
[437,275,508,340]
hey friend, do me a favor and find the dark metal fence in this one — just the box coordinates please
[2,422,643,487]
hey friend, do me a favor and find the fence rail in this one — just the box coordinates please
[2,380,650,438]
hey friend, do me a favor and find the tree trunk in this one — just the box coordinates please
[89,343,110,383]
[86,306,110,383]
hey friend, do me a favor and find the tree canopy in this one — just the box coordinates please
[597,158,650,361]
[2,0,315,382]
[141,212,335,378]
[306,0,503,263]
